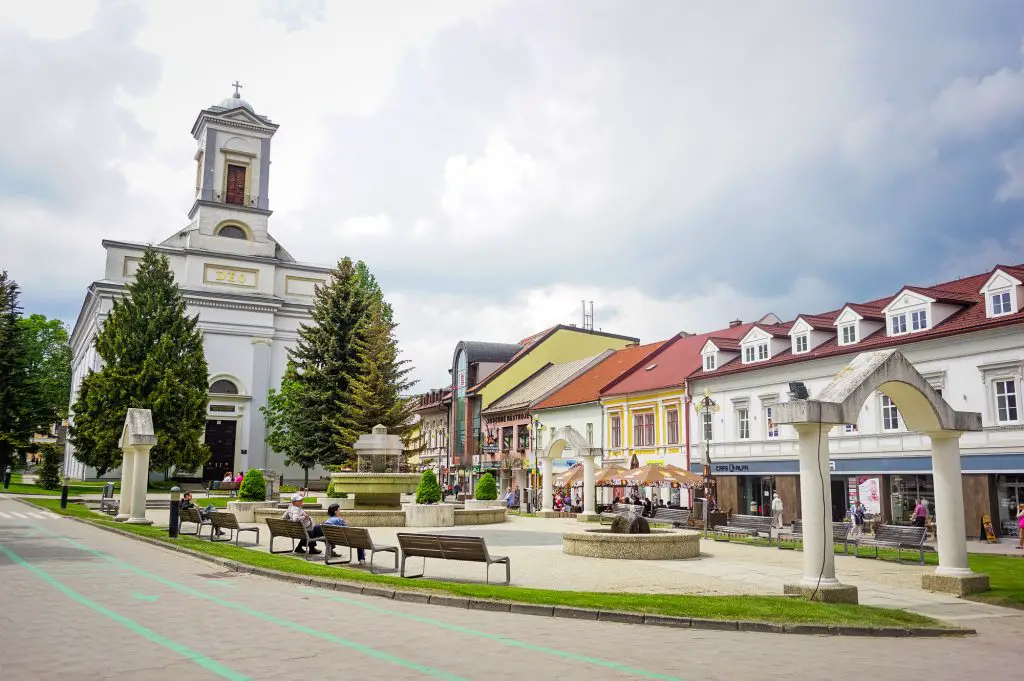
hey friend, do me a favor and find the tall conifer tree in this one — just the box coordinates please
[0,271,32,474]
[70,249,209,475]
[288,257,371,467]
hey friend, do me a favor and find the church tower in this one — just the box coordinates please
[170,83,285,259]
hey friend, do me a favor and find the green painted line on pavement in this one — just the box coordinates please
[0,539,251,681]
[133,592,160,602]
[35,525,472,681]
[302,588,688,681]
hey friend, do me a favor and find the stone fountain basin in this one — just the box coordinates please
[561,529,701,560]
[329,472,421,495]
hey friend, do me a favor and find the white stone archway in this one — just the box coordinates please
[539,426,602,520]
[775,349,988,602]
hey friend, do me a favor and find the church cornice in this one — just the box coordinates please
[187,199,272,220]
[101,239,333,275]
[191,109,279,137]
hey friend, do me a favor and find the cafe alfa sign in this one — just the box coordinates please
[204,264,258,288]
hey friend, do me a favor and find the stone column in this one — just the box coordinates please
[248,338,273,471]
[578,454,599,521]
[127,445,153,525]
[783,423,857,603]
[114,450,135,522]
[540,456,555,515]
[920,433,989,595]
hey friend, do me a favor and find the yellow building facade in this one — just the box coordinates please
[600,387,689,468]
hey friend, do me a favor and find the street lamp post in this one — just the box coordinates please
[531,419,541,513]
[694,389,720,538]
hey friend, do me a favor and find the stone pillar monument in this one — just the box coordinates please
[578,454,599,522]
[540,456,554,514]
[120,408,156,526]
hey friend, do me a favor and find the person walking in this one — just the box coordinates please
[1016,504,1024,550]
[770,492,784,530]
[912,499,928,528]
[853,502,866,538]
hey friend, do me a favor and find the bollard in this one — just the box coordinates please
[3,466,11,490]
[60,475,69,509]
[168,486,180,538]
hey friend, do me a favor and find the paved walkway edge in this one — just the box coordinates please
[20,500,974,639]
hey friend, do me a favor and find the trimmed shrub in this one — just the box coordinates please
[474,472,497,501]
[37,445,63,490]
[415,470,442,505]
[238,468,267,501]
[325,478,348,499]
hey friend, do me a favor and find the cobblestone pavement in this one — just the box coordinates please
[1,498,1022,681]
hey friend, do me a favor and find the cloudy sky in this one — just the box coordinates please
[3,0,1024,389]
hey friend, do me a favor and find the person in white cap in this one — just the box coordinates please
[282,493,323,554]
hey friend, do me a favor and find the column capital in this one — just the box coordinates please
[791,422,839,435]
[925,430,963,441]
[251,337,273,346]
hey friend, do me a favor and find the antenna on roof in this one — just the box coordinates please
[582,300,594,331]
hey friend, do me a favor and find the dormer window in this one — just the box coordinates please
[794,334,808,354]
[992,290,1012,316]
[911,309,928,331]
[704,354,716,371]
[890,314,907,335]
[840,323,857,345]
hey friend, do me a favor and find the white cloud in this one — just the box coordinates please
[336,214,392,239]
[996,142,1024,202]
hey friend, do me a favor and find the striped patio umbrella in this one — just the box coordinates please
[555,464,584,487]
[594,464,629,485]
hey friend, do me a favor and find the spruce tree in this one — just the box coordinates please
[347,301,417,448]
[70,248,209,476]
[37,444,62,490]
[288,257,371,468]
[0,271,33,475]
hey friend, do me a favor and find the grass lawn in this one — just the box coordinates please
[0,481,120,497]
[22,499,954,630]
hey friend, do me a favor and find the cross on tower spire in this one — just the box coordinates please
[231,80,243,98]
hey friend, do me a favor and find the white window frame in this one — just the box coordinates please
[765,405,779,440]
[890,313,907,335]
[994,379,1020,424]
[737,408,750,440]
[585,422,594,444]
[610,414,622,448]
[880,394,900,432]
[794,334,809,354]
[704,354,716,371]
[743,346,755,363]
[840,323,857,345]
[701,410,713,442]
[991,290,1012,316]
[844,423,859,434]
[756,342,769,360]
[911,308,928,332]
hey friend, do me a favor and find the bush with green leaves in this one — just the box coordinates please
[415,470,442,504]
[474,472,497,501]
[238,469,267,501]
[37,444,62,490]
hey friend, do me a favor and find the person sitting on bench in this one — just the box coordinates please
[283,493,323,555]
[324,503,365,565]
[180,492,224,536]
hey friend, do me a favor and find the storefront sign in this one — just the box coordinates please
[713,463,750,473]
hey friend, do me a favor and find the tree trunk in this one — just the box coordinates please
[303,467,309,488]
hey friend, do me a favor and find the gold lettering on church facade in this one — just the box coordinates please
[204,264,258,288]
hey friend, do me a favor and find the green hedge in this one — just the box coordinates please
[475,473,497,501]
[415,470,441,504]
[238,469,267,501]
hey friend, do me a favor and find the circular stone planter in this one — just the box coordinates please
[562,529,701,560]
[405,503,455,528]
[464,498,503,511]
[225,501,278,522]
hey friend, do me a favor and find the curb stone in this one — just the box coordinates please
[21,501,976,639]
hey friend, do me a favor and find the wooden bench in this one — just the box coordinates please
[208,512,260,545]
[99,482,119,515]
[599,503,641,524]
[205,480,240,497]
[648,508,691,527]
[179,506,210,536]
[852,524,928,565]
[712,514,774,543]
[266,518,320,561]
[778,519,851,553]
[397,533,510,585]
[322,525,398,573]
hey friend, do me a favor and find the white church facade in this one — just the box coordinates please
[65,87,332,483]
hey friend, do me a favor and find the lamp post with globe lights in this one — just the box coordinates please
[694,388,720,538]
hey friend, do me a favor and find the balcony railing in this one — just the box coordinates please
[196,187,267,210]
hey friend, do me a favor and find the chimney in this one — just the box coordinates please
[729,319,742,328]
